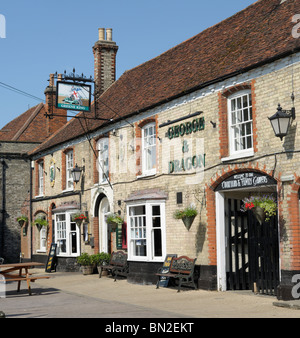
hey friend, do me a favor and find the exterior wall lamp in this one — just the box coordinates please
[71,164,84,183]
[268,100,296,140]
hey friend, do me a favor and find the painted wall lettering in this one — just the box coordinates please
[167,117,205,139]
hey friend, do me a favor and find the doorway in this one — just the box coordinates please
[99,197,110,253]
[215,179,280,296]
[225,197,279,295]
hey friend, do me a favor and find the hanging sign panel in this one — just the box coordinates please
[215,172,277,191]
[56,81,91,112]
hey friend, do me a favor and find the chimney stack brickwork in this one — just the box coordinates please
[93,28,118,97]
[44,73,67,136]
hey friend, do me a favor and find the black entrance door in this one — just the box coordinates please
[226,198,279,295]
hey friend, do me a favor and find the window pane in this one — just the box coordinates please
[229,93,253,153]
[152,206,160,216]
[153,229,162,257]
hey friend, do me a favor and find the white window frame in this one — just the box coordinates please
[126,200,166,262]
[141,123,156,176]
[39,227,47,252]
[227,90,253,159]
[97,138,109,184]
[54,211,80,257]
[38,161,44,196]
[66,150,74,191]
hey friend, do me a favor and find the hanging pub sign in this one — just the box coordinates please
[215,172,277,191]
[56,81,91,112]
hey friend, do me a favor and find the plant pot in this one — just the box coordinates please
[182,215,196,230]
[81,265,94,275]
[97,265,108,276]
[252,206,266,225]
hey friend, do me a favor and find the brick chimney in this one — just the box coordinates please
[44,73,67,136]
[93,28,118,97]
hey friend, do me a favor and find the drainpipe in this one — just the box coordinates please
[0,159,6,258]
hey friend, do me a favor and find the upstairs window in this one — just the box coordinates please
[38,161,44,196]
[97,138,109,184]
[142,123,156,176]
[228,91,253,156]
[66,150,73,190]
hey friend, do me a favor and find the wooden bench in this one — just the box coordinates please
[99,251,128,281]
[155,256,197,292]
[2,275,50,295]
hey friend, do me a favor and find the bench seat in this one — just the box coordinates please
[156,256,197,292]
[99,251,128,281]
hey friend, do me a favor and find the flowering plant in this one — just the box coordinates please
[241,194,277,222]
[73,213,88,222]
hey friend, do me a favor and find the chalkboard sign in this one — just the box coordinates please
[46,243,57,273]
[158,254,177,287]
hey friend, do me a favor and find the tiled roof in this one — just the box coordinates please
[31,0,300,155]
[0,103,48,143]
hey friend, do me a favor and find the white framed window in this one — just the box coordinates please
[66,150,74,190]
[97,138,109,184]
[39,227,47,252]
[228,90,253,157]
[127,201,165,262]
[142,123,156,176]
[38,161,44,196]
[54,212,80,257]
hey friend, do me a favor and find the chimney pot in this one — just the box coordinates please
[98,28,105,41]
[106,28,112,41]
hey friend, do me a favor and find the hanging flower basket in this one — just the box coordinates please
[241,195,277,224]
[32,218,48,231]
[16,216,28,228]
[106,213,123,229]
[73,213,88,226]
[173,206,198,231]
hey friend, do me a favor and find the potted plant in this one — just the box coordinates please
[173,206,198,230]
[73,213,88,226]
[93,252,111,275]
[241,194,277,224]
[106,213,123,229]
[16,215,28,227]
[32,218,48,231]
[76,253,93,275]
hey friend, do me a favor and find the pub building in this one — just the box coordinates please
[24,0,300,300]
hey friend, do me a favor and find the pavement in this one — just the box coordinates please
[1,268,300,319]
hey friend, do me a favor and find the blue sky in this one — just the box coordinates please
[0,0,255,129]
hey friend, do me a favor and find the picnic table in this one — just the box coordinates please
[0,262,49,295]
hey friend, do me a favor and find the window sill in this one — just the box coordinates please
[62,188,74,193]
[221,149,254,162]
[136,171,156,179]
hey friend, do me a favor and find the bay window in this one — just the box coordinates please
[54,212,80,257]
[127,201,165,262]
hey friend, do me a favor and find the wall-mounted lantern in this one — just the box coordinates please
[268,103,296,140]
